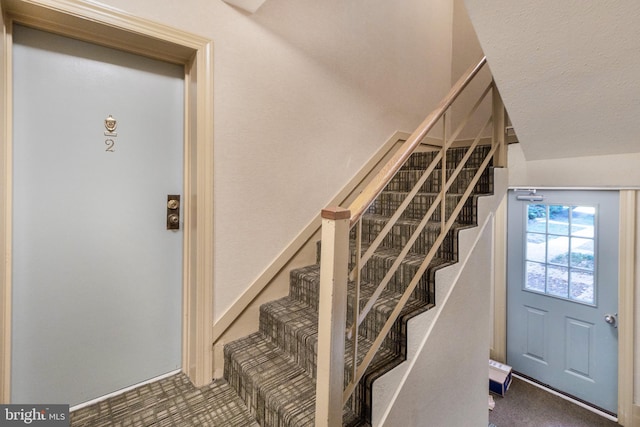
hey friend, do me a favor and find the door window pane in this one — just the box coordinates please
[548,236,569,266]
[527,204,547,233]
[523,204,596,305]
[548,205,570,235]
[570,238,595,269]
[525,261,546,293]
[526,233,546,263]
[547,265,569,298]
[571,206,595,237]
[570,270,595,304]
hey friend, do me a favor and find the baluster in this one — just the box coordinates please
[349,220,362,410]
[441,112,447,230]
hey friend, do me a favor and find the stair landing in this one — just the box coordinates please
[70,373,257,427]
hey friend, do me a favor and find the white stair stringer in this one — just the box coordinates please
[371,168,508,427]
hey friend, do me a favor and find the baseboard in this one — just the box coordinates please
[633,404,640,426]
[70,369,181,412]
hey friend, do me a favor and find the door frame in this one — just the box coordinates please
[493,188,635,426]
[0,0,215,403]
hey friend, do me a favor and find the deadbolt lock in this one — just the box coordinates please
[167,195,181,230]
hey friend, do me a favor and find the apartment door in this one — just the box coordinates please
[507,190,619,414]
[12,25,184,405]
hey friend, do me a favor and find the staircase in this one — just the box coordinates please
[223,145,495,426]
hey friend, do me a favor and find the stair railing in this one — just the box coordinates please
[315,56,507,426]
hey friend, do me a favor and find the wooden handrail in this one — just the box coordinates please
[347,56,487,226]
[316,57,503,425]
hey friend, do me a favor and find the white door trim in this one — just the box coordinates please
[0,0,214,402]
[496,187,635,425]
[618,190,636,426]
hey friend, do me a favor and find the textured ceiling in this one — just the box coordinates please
[463,0,640,160]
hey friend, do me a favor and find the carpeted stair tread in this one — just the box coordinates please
[361,213,474,231]
[224,332,316,425]
[260,293,419,378]
[200,379,261,426]
[224,332,373,426]
[289,252,449,312]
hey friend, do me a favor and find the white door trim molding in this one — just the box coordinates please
[618,190,636,426]
[0,0,214,402]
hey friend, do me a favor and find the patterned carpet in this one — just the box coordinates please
[70,373,257,427]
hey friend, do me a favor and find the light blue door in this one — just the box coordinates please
[507,190,619,414]
[12,25,184,405]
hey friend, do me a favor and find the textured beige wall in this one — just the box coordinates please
[508,143,640,187]
[451,0,492,140]
[464,0,640,161]
[95,0,456,321]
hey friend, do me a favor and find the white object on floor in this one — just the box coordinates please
[488,394,495,411]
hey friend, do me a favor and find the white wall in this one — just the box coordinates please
[96,0,456,321]
[378,213,494,427]
[451,0,492,140]
[508,143,640,187]
[373,169,508,426]
[464,0,640,161]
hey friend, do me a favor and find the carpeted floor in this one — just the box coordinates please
[489,377,620,427]
[70,373,257,427]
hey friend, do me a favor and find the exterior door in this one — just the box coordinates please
[507,190,619,414]
[12,25,184,405]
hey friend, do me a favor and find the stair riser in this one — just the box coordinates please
[400,147,489,170]
[386,168,493,194]
[359,219,458,260]
[368,193,478,224]
[357,257,433,303]
[259,304,318,378]
[272,283,408,374]
[289,266,321,310]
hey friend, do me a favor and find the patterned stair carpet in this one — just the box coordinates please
[70,373,256,427]
[224,146,494,426]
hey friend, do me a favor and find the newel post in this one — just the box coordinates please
[315,207,351,427]
[492,83,507,168]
